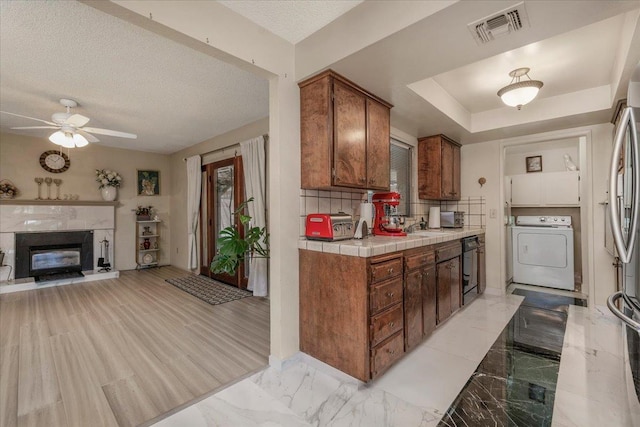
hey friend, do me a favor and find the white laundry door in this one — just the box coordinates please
[516,232,568,268]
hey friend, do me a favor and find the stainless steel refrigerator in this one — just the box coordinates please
[608,62,640,331]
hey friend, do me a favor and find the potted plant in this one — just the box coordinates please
[95,169,122,201]
[210,198,269,276]
[135,205,154,221]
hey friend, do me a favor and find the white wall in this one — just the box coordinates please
[460,141,503,290]
[504,138,580,175]
[0,132,172,271]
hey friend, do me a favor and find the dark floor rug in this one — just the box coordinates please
[166,275,252,306]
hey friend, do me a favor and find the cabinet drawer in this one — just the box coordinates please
[405,250,434,271]
[370,258,403,283]
[370,303,403,347]
[370,331,404,378]
[370,278,403,314]
[435,241,461,262]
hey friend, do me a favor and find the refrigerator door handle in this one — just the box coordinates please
[609,107,640,263]
[607,292,640,332]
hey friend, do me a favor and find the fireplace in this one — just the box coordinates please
[15,231,93,281]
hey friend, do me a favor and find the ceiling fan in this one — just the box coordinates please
[0,98,137,148]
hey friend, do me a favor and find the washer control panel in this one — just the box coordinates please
[515,215,572,227]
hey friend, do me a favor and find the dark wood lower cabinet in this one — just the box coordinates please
[437,261,453,323]
[422,265,437,336]
[436,241,462,324]
[404,269,423,351]
[300,235,477,382]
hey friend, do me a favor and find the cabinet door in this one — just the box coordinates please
[449,257,461,313]
[510,173,542,206]
[418,137,441,199]
[477,245,486,294]
[451,143,461,200]
[300,75,332,189]
[543,171,580,206]
[366,98,390,190]
[333,80,367,188]
[422,265,437,336]
[436,262,451,323]
[404,269,423,351]
[441,141,454,199]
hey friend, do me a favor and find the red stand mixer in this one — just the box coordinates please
[372,192,407,236]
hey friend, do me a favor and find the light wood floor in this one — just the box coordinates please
[0,266,270,427]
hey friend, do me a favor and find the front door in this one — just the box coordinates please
[199,157,248,289]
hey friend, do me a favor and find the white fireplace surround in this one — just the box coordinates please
[0,201,118,292]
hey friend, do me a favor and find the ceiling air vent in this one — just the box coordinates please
[468,2,529,45]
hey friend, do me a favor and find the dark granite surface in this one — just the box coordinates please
[625,306,640,400]
[438,289,587,427]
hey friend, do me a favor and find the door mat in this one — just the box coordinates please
[166,275,252,306]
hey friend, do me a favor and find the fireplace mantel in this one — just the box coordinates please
[0,200,119,207]
[0,201,117,287]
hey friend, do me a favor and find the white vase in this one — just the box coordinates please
[101,186,117,201]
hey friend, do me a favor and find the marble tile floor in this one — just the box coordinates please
[153,291,639,427]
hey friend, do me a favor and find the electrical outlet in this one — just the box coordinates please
[490,209,497,218]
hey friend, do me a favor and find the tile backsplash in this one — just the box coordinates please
[299,189,485,237]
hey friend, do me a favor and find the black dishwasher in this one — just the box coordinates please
[461,236,479,305]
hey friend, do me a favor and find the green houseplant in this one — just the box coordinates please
[210,197,269,275]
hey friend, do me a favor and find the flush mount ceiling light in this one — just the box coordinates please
[497,67,544,110]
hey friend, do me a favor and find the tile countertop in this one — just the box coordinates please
[299,228,485,258]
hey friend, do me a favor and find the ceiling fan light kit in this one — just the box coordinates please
[497,67,543,110]
[2,98,137,148]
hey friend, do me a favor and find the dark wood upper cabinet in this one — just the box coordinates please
[333,80,367,188]
[418,134,461,200]
[299,70,392,191]
[366,98,391,190]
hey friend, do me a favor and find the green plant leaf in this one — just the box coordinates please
[209,198,269,276]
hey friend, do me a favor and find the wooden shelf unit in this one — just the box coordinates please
[135,219,161,269]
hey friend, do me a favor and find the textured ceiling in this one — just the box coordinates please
[218,0,364,44]
[0,0,269,154]
[429,14,625,113]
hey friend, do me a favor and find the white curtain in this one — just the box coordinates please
[186,155,202,270]
[240,135,267,296]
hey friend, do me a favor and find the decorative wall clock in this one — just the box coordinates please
[39,150,70,173]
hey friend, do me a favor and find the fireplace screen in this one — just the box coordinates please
[31,249,81,271]
[29,246,82,278]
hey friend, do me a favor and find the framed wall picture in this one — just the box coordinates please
[137,170,160,196]
[526,156,543,173]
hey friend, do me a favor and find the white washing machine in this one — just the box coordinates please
[512,216,575,290]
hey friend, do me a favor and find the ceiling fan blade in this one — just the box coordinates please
[0,111,57,126]
[76,129,100,143]
[11,126,59,130]
[82,127,137,139]
[65,114,90,127]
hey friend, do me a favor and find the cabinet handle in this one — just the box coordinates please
[359,177,366,184]
[386,292,394,298]
[387,349,395,355]
[388,267,394,274]
[389,321,395,327]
